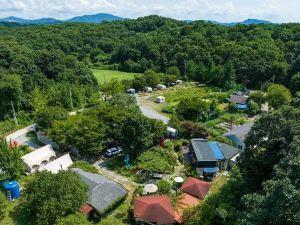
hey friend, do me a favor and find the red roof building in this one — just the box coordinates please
[134,196,175,225]
[80,204,93,215]
[180,177,211,199]
[174,193,200,224]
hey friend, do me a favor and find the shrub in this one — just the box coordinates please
[71,161,98,173]
[157,180,172,194]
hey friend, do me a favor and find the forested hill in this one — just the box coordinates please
[1,15,299,88]
[0,15,300,119]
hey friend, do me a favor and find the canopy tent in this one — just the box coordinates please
[180,177,211,199]
[39,154,73,174]
[134,196,175,225]
[21,144,56,172]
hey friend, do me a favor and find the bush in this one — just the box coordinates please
[174,143,181,152]
[157,180,172,194]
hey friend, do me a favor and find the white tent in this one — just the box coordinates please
[21,144,56,172]
[39,154,73,174]
[157,84,167,90]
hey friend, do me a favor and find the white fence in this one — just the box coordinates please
[5,124,36,142]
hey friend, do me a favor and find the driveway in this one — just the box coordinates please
[136,95,170,124]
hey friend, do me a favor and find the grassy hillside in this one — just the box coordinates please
[92,69,140,84]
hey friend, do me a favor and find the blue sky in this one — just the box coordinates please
[0,0,299,22]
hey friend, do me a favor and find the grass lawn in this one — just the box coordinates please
[92,69,141,84]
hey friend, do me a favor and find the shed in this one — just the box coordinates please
[156,96,165,103]
[180,177,211,199]
[71,168,127,214]
[134,196,175,225]
[21,144,56,172]
[39,153,73,174]
[157,84,167,90]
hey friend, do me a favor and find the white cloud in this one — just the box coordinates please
[0,0,299,22]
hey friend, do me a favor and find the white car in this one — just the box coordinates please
[105,147,123,157]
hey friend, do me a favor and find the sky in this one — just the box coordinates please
[0,0,300,23]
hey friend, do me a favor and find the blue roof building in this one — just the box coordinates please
[190,139,240,177]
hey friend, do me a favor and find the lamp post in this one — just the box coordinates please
[174,177,184,196]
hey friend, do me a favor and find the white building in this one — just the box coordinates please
[144,87,153,93]
[39,154,73,174]
[21,144,56,172]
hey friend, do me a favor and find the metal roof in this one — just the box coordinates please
[209,142,225,160]
[224,122,254,142]
[218,143,240,159]
[71,168,127,213]
[191,139,217,162]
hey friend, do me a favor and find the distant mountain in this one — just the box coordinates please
[208,19,272,26]
[0,13,125,25]
[67,13,125,23]
[0,16,59,24]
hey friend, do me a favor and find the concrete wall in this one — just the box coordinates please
[37,132,59,150]
[5,124,36,142]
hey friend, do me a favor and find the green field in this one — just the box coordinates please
[92,69,140,84]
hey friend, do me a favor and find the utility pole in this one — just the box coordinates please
[69,88,74,109]
[11,101,18,126]
[272,75,275,84]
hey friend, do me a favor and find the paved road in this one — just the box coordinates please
[136,95,170,124]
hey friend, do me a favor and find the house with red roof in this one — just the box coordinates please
[134,195,175,225]
[180,177,211,199]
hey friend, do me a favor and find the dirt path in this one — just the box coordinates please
[136,95,170,124]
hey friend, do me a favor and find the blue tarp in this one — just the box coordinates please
[209,142,225,160]
[237,104,248,109]
[204,167,218,173]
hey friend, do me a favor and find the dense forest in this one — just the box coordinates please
[1,16,300,120]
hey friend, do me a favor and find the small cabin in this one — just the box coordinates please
[156,96,165,104]
[157,84,167,90]
[144,87,153,93]
[127,88,136,94]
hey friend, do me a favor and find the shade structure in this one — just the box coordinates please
[144,184,158,193]
[174,177,184,183]
[180,177,211,199]
[134,196,175,225]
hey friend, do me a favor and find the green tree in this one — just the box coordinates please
[23,171,88,225]
[35,106,68,130]
[179,120,209,139]
[120,114,155,153]
[55,213,92,225]
[0,139,25,180]
[0,74,23,120]
[167,66,180,77]
[48,114,106,155]
[247,100,260,116]
[144,70,160,87]
[29,87,49,112]
[291,72,300,93]
[0,191,8,221]
[98,217,126,225]
[267,84,292,109]
[156,180,171,194]
[101,78,124,100]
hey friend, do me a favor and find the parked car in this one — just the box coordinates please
[105,147,123,157]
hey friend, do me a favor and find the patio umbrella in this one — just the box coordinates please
[174,177,184,184]
[144,184,158,194]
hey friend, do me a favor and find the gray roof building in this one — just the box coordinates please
[229,93,249,105]
[218,143,240,159]
[71,168,127,213]
[190,139,217,162]
[224,122,254,150]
